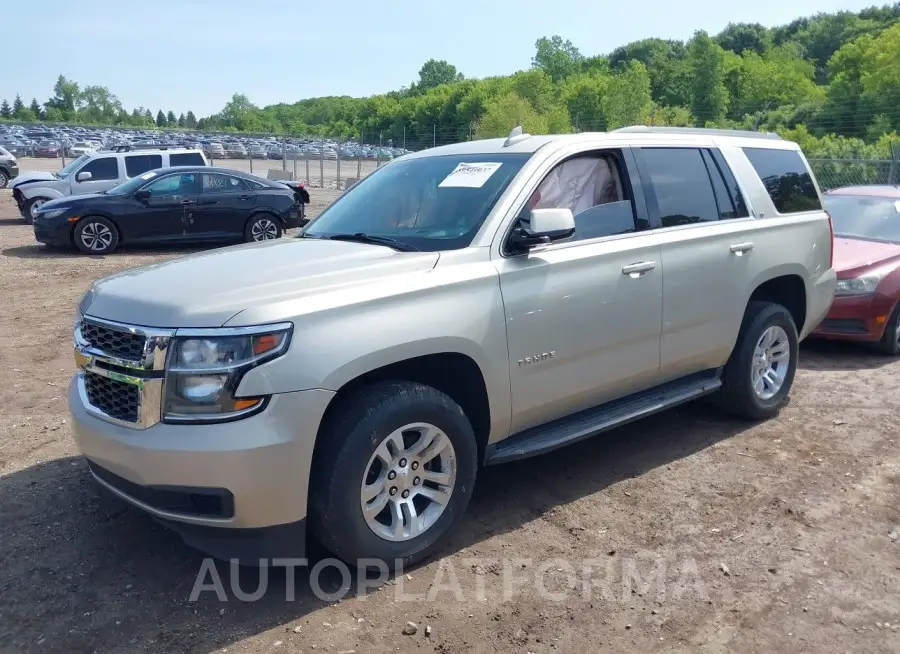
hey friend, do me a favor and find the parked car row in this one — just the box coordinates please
[0,122,412,163]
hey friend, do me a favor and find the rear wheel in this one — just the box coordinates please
[0,170,8,189]
[245,214,282,242]
[309,381,478,570]
[877,303,900,356]
[716,301,799,420]
[74,217,119,255]
[23,197,50,224]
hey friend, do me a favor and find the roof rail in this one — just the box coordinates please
[611,125,783,140]
[112,144,190,152]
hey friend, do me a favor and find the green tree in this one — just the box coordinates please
[561,71,609,130]
[12,94,24,117]
[532,35,583,81]
[155,109,166,127]
[0,100,10,119]
[415,59,462,92]
[687,31,730,124]
[80,85,122,124]
[177,113,186,127]
[29,98,42,120]
[186,110,197,128]
[608,38,690,107]
[45,75,82,120]
[167,110,177,125]
[601,60,653,129]
[715,22,771,55]
[474,92,548,138]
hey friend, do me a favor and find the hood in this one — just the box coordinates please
[41,193,106,210]
[79,238,440,328]
[833,237,900,277]
[11,171,57,188]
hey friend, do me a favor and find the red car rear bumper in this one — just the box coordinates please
[812,292,897,342]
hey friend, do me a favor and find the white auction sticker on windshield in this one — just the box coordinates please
[140,171,157,180]
[439,162,503,188]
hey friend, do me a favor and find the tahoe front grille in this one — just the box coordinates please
[84,372,140,423]
[81,321,147,361]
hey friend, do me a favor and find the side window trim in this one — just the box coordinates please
[699,149,733,219]
[708,148,749,218]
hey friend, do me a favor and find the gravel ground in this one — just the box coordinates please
[10,156,379,190]
[0,189,898,653]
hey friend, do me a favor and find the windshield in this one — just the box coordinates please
[106,170,159,196]
[304,153,531,251]
[57,154,90,178]
[824,194,900,244]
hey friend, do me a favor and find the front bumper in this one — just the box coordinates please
[812,291,897,342]
[33,217,75,246]
[801,267,838,340]
[69,376,334,559]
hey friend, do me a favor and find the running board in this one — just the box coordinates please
[486,370,722,465]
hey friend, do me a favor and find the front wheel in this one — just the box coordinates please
[877,303,900,356]
[245,214,282,242]
[73,217,120,255]
[309,381,478,570]
[23,197,51,224]
[716,301,799,420]
[0,170,8,189]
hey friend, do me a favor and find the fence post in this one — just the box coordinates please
[281,139,286,171]
[249,154,253,175]
[293,155,298,181]
[433,124,436,148]
[305,156,310,184]
[336,149,341,189]
[889,143,900,186]
[59,140,66,167]
[319,148,324,188]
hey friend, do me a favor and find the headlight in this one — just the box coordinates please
[37,207,67,219]
[163,322,292,422]
[834,263,897,296]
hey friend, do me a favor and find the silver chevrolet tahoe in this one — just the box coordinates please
[69,126,837,567]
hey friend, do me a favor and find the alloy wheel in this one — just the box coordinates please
[360,422,457,542]
[250,218,278,240]
[750,325,790,400]
[80,221,113,252]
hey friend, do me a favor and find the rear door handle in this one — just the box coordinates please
[239,195,252,201]
[729,242,754,255]
[622,261,657,277]
[180,199,196,205]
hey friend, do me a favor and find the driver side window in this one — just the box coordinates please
[145,173,196,195]
[524,151,638,242]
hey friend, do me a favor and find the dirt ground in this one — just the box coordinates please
[0,189,898,654]
[11,155,378,189]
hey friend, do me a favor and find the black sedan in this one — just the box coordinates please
[31,167,309,255]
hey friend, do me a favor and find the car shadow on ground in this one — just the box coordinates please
[799,339,896,371]
[0,217,26,227]
[1,243,212,260]
[0,401,751,652]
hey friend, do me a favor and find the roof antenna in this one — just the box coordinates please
[503,124,529,147]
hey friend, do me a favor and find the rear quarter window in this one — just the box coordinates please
[742,147,821,214]
[169,152,206,167]
[125,154,162,177]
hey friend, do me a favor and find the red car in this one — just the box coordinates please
[813,185,900,355]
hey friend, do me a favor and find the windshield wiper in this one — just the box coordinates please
[325,233,419,252]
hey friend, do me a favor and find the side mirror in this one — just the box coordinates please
[509,207,576,250]
[76,171,92,182]
[134,189,151,201]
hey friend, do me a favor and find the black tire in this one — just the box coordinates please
[877,303,900,356]
[244,213,283,242]
[716,301,799,420]
[73,217,120,255]
[309,381,478,570]
[23,197,51,224]
[0,170,8,189]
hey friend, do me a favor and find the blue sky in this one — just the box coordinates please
[3,0,879,117]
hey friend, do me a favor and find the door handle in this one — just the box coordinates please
[239,195,251,200]
[622,261,657,277]
[180,199,196,205]
[729,242,754,255]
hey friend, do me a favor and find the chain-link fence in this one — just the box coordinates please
[5,124,900,193]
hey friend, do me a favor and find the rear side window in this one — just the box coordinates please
[125,154,162,177]
[80,157,119,181]
[169,152,206,167]
[742,147,821,214]
[641,148,720,227]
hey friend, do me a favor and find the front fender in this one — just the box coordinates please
[19,186,66,201]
